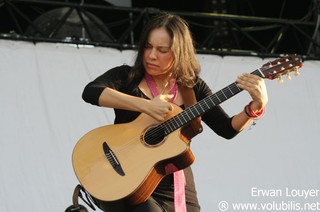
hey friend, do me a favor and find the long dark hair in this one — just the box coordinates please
[129,12,200,88]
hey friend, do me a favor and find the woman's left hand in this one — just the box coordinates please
[236,73,268,111]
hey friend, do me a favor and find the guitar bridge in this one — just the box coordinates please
[103,142,125,176]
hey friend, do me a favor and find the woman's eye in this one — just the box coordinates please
[159,48,169,53]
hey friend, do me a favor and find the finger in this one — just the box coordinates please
[237,74,250,84]
[169,104,174,111]
[238,73,261,83]
[162,94,174,101]
[238,76,262,91]
[242,73,261,79]
[155,115,165,122]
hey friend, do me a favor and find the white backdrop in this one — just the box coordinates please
[0,39,319,212]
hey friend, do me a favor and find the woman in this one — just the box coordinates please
[82,12,268,212]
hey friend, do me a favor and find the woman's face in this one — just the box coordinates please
[143,27,175,78]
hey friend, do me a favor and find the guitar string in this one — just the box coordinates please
[143,82,243,143]
[148,83,241,140]
[104,133,145,155]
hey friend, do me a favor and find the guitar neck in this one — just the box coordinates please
[160,69,264,135]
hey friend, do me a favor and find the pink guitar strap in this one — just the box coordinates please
[145,73,202,211]
[171,85,202,212]
[165,163,187,212]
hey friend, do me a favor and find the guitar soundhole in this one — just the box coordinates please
[142,125,166,147]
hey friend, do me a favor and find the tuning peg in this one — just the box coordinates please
[286,71,291,80]
[277,75,284,83]
[293,67,300,76]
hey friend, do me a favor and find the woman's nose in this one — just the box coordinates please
[148,48,157,59]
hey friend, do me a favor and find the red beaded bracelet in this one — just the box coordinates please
[244,101,265,119]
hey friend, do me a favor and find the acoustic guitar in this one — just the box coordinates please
[72,54,303,207]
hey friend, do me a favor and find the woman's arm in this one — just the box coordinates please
[232,73,268,131]
[81,66,174,122]
[98,87,174,122]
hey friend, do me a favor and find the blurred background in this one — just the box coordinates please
[1,0,319,58]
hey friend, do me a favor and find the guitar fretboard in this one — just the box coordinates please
[160,69,264,135]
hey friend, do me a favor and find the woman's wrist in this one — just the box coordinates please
[243,100,265,119]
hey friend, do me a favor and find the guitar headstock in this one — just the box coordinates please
[260,54,303,83]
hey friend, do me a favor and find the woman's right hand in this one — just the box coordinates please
[144,94,174,122]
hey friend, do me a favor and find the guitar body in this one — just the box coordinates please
[72,104,195,208]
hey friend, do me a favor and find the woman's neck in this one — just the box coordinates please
[150,73,173,93]
[145,72,178,102]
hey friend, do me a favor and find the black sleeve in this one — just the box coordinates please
[194,78,239,139]
[82,65,131,106]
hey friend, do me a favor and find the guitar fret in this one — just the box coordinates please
[253,68,264,78]
[165,122,174,133]
[214,93,221,102]
[172,119,180,129]
[234,84,242,92]
[220,89,228,99]
[187,108,196,121]
[176,115,185,127]
[222,86,232,97]
[230,83,238,91]
[181,113,188,123]
[227,86,234,95]
[162,120,173,134]
[177,115,185,126]
[217,90,228,102]
[212,94,221,105]
[208,95,215,107]
[185,109,193,121]
[206,97,215,108]
[199,104,206,114]
[203,99,210,110]
[191,106,201,118]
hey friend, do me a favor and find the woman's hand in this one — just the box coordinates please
[144,94,174,122]
[236,73,268,111]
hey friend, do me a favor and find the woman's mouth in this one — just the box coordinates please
[146,62,158,68]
